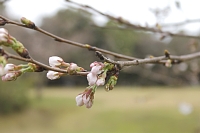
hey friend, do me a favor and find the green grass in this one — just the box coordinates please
[0,86,200,133]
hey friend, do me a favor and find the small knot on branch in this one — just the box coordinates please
[85,44,95,51]
[95,51,104,60]
[54,38,62,42]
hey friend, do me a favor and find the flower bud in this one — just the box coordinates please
[75,88,94,108]
[2,71,22,81]
[4,63,16,73]
[11,41,30,58]
[0,55,8,66]
[68,63,78,74]
[165,59,172,68]
[105,75,118,91]
[0,28,8,44]
[27,63,44,72]
[75,95,84,106]
[47,70,63,80]
[49,56,63,67]
[96,78,105,86]
[21,17,35,28]
[87,72,97,86]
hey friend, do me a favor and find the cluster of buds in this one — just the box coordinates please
[0,28,30,58]
[1,63,43,81]
[76,61,118,108]
[76,87,95,108]
[87,61,106,86]
[47,56,85,80]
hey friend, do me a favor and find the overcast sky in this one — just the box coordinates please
[3,0,200,33]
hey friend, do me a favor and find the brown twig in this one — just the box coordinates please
[0,15,137,61]
[96,51,200,69]
[66,0,200,39]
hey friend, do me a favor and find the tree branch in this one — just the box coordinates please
[0,15,137,61]
[1,48,88,76]
[66,0,200,39]
[96,51,200,69]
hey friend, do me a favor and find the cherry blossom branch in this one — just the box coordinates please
[65,0,200,39]
[0,48,88,76]
[0,15,137,61]
[96,51,200,69]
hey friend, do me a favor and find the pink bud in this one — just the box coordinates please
[49,56,63,67]
[87,72,97,86]
[2,72,16,81]
[69,63,78,71]
[91,65,102,75]
[85,100,93,108]
[96,78,105,86]
[75,88,94,108]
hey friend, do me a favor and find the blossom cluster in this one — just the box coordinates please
[75,62,118,108]
[0,28,119,109]
[47,56,84,80]
[0,62,42,81]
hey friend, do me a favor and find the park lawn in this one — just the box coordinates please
[0,86,199,133]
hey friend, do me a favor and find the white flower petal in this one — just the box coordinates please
[91,65,102,75]
[49,56,63,67]
[4,63,15,73]
[2,72,16,81]
[75,95,84,106]
[46,70,60,80]
[87,73,97,86]
[0,28,8,34]
[96,78,105,86]
[69,63,78,71]
[82,94,90,104]
[85,100,93,108]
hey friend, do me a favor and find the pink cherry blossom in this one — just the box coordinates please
[49,56,63,67]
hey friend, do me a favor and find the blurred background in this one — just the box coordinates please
[0,0,200,133]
